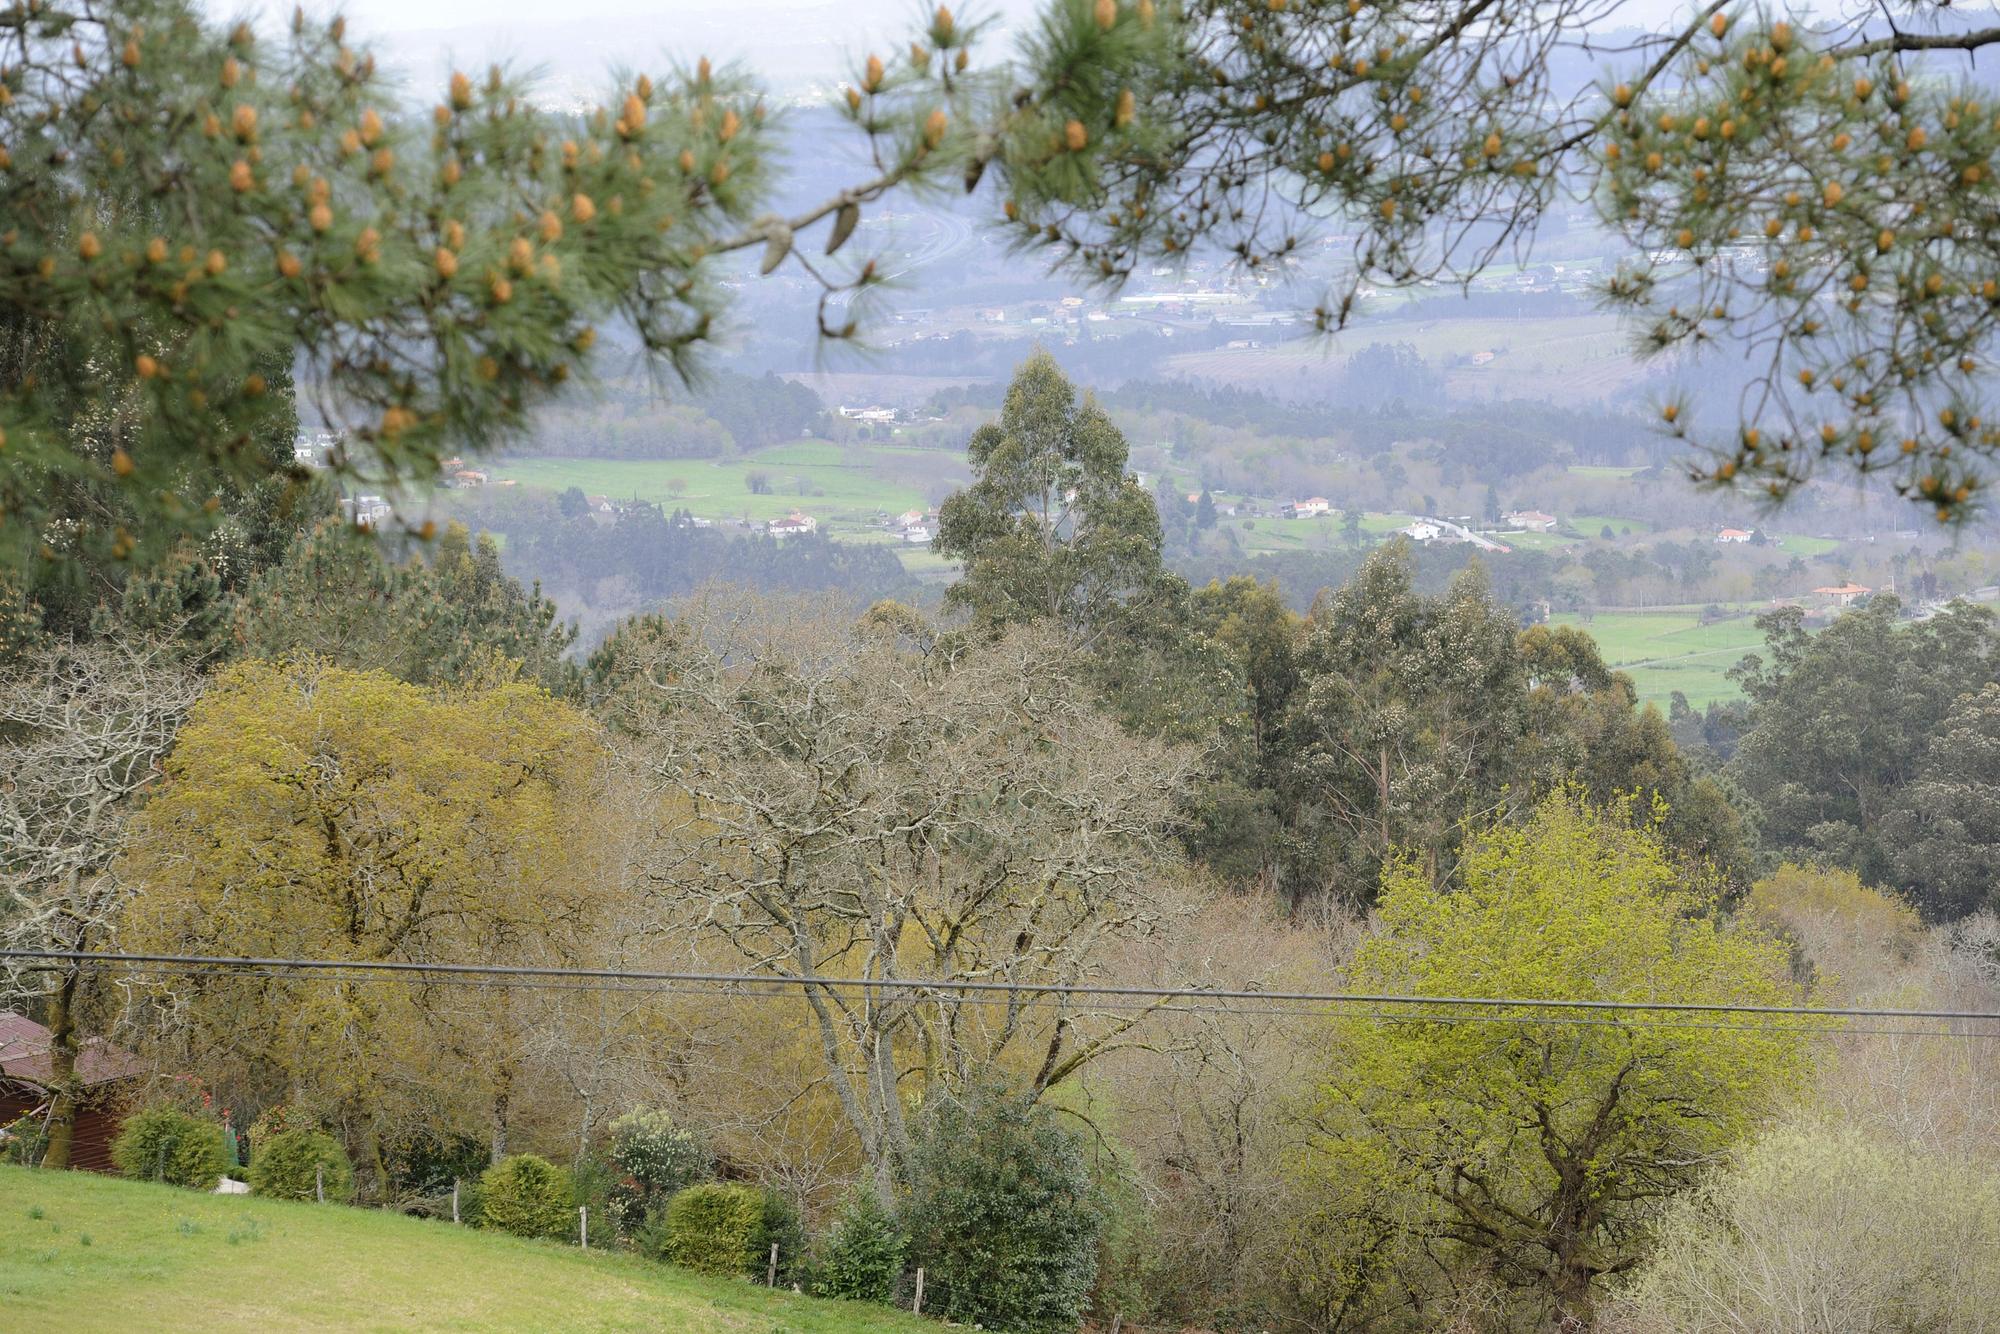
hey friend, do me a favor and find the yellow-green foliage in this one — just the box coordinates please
[660,1183,803,1280]
[1288,792,1815,1329]
[1611,1119,2000,1332]
[117,659,613,1152]
[1746,864,1923,998]
[111,1107,229,1191]
[247,1129,354,1203]
[1748,863,1921,941]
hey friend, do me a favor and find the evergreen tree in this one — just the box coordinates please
[236,520,578,693]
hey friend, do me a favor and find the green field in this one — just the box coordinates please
[492,440,960,536]
[1569,514,1652,537]
[1499,529,1580,553]
[0,1166,927,1333]
[1552,608,1770,708]
[1233,511,1415,556]
[1773,533,1841,557]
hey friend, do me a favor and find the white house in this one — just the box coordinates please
[1504,510,1557,532]
[1290,497,1331,519]
[768,512,818,537]
[339,494,393,526]
[1716,527,1754,544]
[896,508,927,529]
[838,406,897,424]
[1400,519,1445,543]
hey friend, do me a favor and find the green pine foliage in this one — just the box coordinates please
[992,4,2000,518]
[476,1154,576,1241]
[247,1129,354,1203]
[110,1107,230,1190]
[897,1087,1104,1334]
[810,1188,907,1305]
[234,518,578,693]
[0,0,992,577]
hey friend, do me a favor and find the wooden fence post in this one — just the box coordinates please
[913,1266,925,1315]
[767,1242,778,1286]
[315,1163,324,1203]
[1109,1314,1123,1334]
[451,1179,460,1224]
[580,1206,588,1249]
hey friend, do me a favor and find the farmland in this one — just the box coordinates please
[1550,607,1770,708]
[489,440,966,536]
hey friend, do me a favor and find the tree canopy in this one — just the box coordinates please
[1290,792,1811,1329]
[117,659,622,1159]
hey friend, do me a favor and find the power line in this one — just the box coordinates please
[65,962,2000,1040]
[10,948,2000,1028]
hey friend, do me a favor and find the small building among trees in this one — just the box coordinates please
[0,1013,146,1172]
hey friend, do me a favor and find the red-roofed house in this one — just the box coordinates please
[1813,582,1872,607]
[0,1013,147,1172]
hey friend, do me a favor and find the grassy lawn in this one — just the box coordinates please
[0,1166,928,1334]
[1551,608,1771,708]
[490,442,956,530]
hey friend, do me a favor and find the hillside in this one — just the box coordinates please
[0,1167,930,1333]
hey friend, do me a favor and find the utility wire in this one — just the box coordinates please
[11,948,2000,1028]
[62,961,2000,1040]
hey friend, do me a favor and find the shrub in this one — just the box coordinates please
[898,1086,1104,1334]
[0,1113,48,1167]
[247,1129,354,1203]
[476,1154,576,1241]
[382,1127,489,1200]
[1608,1120,2000,1332]
[111,1107,230,1190]
[660,1183,805,1281]
[606,1108,709,1233]
[812,1187,906,1304]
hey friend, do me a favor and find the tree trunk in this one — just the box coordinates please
[489,1074,512,1165]
[1549,1263,1595,1331]
[39,967,82,1171]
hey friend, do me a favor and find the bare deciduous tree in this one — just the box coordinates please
[623,593,1201,1192]
[0,637,202,1169]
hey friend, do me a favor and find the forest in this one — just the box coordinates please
[11,352,2000,1332]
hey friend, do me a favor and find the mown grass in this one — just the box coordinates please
[0,1166,929,1333]
[1552,608,1770,708]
